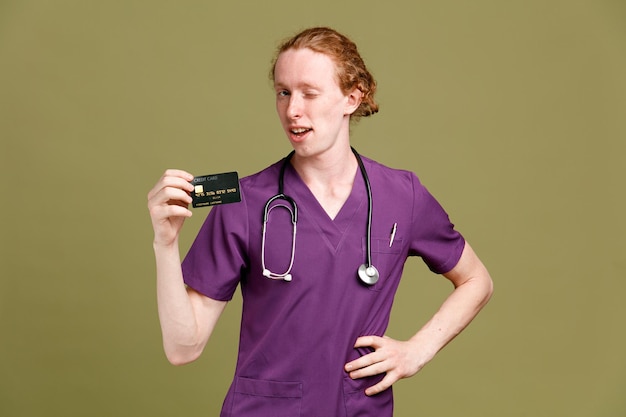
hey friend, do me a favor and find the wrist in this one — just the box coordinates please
[408,334,439,363]
[153,238,180,253]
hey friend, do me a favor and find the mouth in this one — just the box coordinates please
[287,126,312,142]
[290,127,312,138]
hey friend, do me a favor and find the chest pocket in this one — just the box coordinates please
[363,236,405,292]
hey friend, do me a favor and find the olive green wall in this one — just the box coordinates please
[1,1,625,416]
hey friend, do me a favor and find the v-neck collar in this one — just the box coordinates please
[283,163,367,252]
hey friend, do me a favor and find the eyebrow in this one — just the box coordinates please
[274,81,322,91]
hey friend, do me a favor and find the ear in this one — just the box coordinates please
[344,88,363,116]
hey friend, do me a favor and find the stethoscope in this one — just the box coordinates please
[261,147,380,285]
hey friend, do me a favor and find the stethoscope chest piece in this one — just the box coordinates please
[358,264,379,285]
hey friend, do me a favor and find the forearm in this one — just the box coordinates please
[154,241,216,364]
[147,169,227,364]
[409,267,493,362]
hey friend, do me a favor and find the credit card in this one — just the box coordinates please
[190,171,241,208]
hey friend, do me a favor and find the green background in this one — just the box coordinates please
[1,0,625,416]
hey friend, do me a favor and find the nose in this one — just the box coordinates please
[286,95,302,119]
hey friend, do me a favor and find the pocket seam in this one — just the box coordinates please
[371,237,403,254]
[235,376,303,399]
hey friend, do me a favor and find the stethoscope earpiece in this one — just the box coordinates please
[262,267,292,282]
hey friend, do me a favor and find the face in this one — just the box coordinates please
[273,48,361,159]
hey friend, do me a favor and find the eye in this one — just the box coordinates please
[277,90,290,98]
[303,91,319,99]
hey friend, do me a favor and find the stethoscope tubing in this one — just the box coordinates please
[351,147,374,272]
[261,194,297,281]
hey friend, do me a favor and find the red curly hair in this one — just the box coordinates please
[271,27,379,120]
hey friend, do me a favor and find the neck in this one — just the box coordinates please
[289,144,359,220]
[291,144,358,187]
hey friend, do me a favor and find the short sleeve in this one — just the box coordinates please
[408,174,465,274]
[181,199,249,301]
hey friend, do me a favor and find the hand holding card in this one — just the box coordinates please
[191,172,241,208]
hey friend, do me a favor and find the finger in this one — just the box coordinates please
[345,335,387,372]
[148,171,195,200]
[353,335,384,349]
[364,373,398,397]
[163,168,194,181]
[148,188,193,213]
[345,355,375,374]
[148,179,194,205]
[347,358,389,380]
[345,346,389,373]
[149,188,194,218]
[157,204,193,219]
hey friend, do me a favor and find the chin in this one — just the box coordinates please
[288,143,315,159]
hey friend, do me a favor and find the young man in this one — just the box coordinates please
[147,27,493,417]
